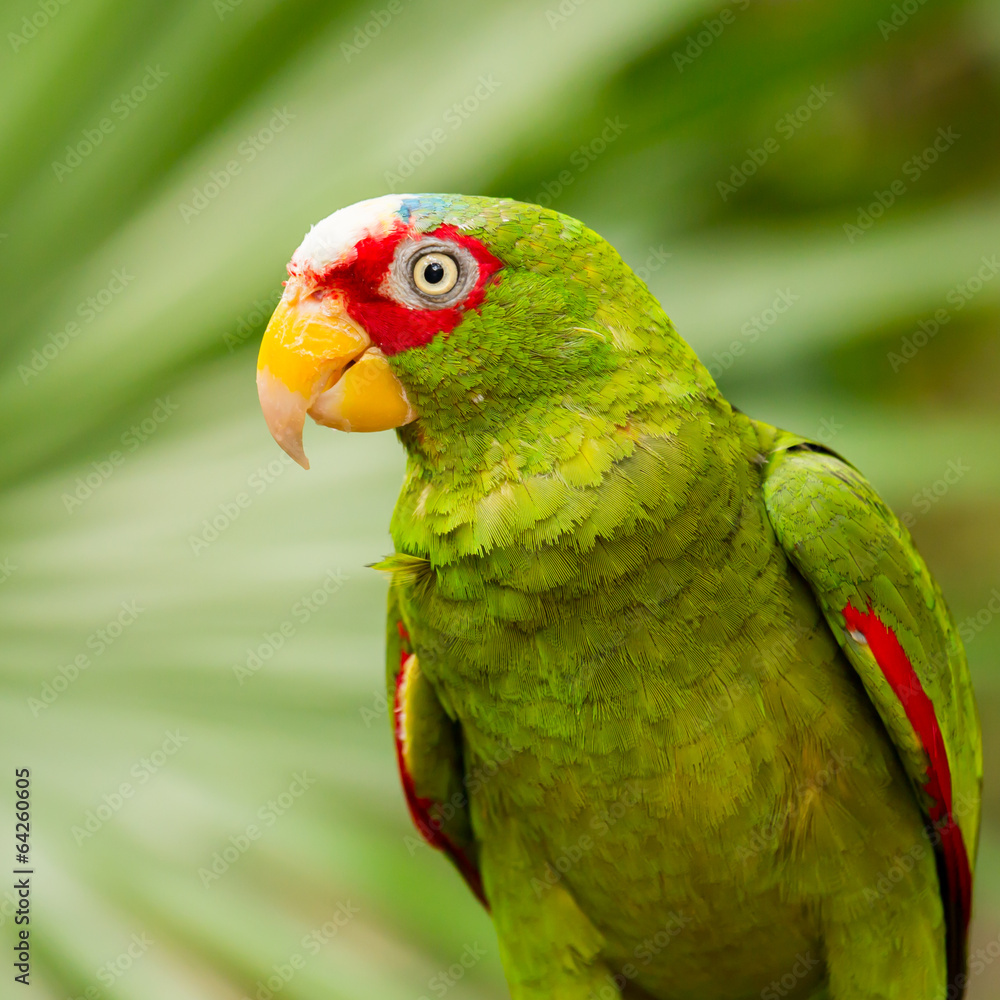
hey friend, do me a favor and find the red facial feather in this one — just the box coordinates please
[302,222,503,356]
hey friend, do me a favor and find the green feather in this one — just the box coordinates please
[322,194,983,1000]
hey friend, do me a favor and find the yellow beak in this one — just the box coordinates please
[256,284,417,469]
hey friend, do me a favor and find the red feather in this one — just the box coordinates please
[393,644,487,907]
[305,221,503,356]
[843,602,972,993]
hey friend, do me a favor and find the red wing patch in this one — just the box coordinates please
[844,603,972,994]
[393,644,487,908]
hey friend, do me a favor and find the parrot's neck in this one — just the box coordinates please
[388,385,780,757]
[391,367,760,570]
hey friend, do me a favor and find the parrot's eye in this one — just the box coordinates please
[385,238,480,310]
[412,252,459,295]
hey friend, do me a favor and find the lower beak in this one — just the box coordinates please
[256,289,417,469]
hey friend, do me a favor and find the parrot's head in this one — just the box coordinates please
[257,193,710,469]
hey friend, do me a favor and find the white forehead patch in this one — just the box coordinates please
[291,193,412,273]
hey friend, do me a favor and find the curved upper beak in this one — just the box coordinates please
[256,283,417,469]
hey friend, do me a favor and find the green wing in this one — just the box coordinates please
[757,420,982,987]
[384,573,486,905]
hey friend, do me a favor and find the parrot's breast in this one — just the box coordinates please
[392,411,938,997]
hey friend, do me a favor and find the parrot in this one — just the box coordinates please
[255,193,982,1000]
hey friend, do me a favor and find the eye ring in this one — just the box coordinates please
[412,252,459,296]
[385,238,479,309]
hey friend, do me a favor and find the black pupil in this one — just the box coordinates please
[423,260,445,284]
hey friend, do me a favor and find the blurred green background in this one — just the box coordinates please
[1,0,998,997]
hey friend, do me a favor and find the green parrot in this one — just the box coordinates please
[256,194,982,1000]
